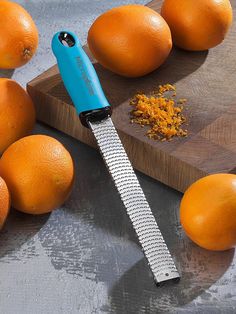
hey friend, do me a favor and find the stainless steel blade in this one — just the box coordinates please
[89,117,180,284]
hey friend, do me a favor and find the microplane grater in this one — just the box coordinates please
[52,31,180,285]
[89,118,179,283]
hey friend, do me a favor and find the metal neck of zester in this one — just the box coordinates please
[52,31,180,285]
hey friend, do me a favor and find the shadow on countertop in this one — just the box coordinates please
[108,244,235,313]
[0,209,50,261]
[0,69,14,78]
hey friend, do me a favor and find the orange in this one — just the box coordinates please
[87,5,172,77]
[0,177,10,228]
[0,135,74,215]
[0,0,39,69]
[0,78,35,154]
[180,174,236,251]
[161,0,233,51]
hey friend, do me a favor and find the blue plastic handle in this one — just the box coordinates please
[51,31,110,115]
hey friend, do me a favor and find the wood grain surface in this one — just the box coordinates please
[27,0,236,192]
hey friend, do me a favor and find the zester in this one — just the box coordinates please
[52,31,180,285]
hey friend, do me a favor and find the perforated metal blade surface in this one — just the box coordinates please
[89,117,180,284]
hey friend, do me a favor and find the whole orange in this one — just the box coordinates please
[88,5,172,77]
[0,78,35,154]
[180,174,236,251]
[0,135,74,215]
[0,177,10,228]
[161,0,233,51]
[0,0,39,69]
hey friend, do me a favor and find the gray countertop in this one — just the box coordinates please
[0,1,235,313]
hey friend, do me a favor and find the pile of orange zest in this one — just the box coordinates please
[130,84,188,141]
[158,83,176,95]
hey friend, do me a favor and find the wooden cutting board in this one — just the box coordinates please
[27,0,236,193]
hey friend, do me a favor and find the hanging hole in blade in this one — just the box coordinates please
[58,32,75,47]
